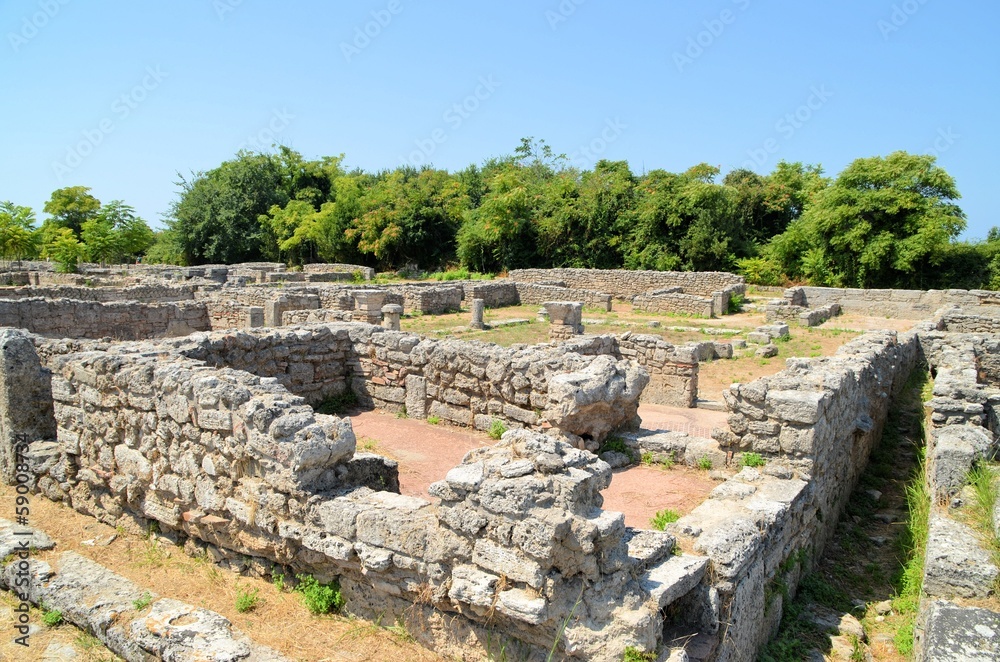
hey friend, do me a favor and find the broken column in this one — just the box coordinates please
[353,290,386,325]
[382,304,403,331]
[265,296,286,327]
[470,298,485,330]
[543,301,584,342]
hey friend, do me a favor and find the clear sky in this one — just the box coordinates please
[3,1,997,237]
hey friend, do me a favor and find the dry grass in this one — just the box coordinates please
[0,484,448,662]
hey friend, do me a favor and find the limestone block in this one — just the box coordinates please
[916,600,1000,662]
[923,515,999,599]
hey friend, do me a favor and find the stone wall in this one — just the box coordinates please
[281,309,355,325]
[391,284,464,314]
[615,334,699,407]
[514,283,613,311]
[0,283,199,302]
[671,329,921,660]
[510,268,745,298]
[0,298,211,339]
[7,329,711,661]
[463,280,520,308]
[632,292,714,318]
[304,263,375,280]
[789,286,1000,320]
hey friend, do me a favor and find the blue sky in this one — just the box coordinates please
[3,1,997,238]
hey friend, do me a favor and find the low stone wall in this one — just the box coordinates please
[281,309,355,325]
[914,323,1000,658]
[789,286,1000,319]
[939,308,1000,334]
[462,280,520,308]
[667,329,921,660]
[510,268,745,298]
[304,263,375,280]
[0,298,211,339]
[206,301,264,330]
[4,328,711,661]
[0,283,198,302]
[613,334,698,407]
[390,284,463,314]
[514,282,613,311]
[632,292,714,318]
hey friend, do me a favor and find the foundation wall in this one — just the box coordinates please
[674,330,920,660]
[510,268,745,298]
[790,286,1000,319]
[7,328,707,661]
[0,298,211,339]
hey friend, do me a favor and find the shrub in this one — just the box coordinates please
[727,293,746,314]
[132,592,153,611]
[42,608,63,627]
[740,452,766,468]
[294,574,345,615]
[427,415,441,425]
[488,419,507,440]
[650,509,680,531]
[622,646,656,662]
[235,587,260,613]
[315,389,358,416]
[697,456,713,470]
[598,435,634,462]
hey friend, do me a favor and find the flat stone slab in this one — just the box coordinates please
[0,551,289,661]
[917,600,1000,661]
[924,514,999,599]
[0,517,56,558]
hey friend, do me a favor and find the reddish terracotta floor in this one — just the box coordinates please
[349,403,724,529]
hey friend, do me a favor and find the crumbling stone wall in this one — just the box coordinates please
[0,298,211,339]
[8,329,711,661]
[281,309,355,325]
[514,282,613,311]
[510,268,745,298]
[615,334,699,407]
[0,283,199,302]
[787,285,1000,320]
[463,280,519,308]
[632,292,714,318]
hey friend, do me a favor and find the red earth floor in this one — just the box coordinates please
[348,403,726,529]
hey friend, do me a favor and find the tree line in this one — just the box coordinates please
[5,139,998,290]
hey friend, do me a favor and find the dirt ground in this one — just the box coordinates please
[351,404,727,530]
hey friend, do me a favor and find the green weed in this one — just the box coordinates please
[488,419,507,440]
[650,509,680,531]
[294,574,345,615]
[235,587,260,613]
[740,452,766,468]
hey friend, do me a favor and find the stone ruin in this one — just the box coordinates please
[0,263,998,661]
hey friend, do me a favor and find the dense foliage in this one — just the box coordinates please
[5,142,998,289]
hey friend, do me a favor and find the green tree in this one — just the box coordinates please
[0,202,40,267]
[348,168,467,270]
[96,201,154,261]
[770,151,965,287]
[143,229,186,265]
[169,152,289,264]
[43,186,101,235]
[43,227,86,273]
[457,167,538,273]
[80,218,121,266]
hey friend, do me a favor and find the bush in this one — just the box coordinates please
[315,389,358,416]
[42,608,63,627]
[697,456,713,470]
[740,452,766,468]
[235,587,260,613]
[736,256,786,286]
[598,435,634,462]
[132,592,153,611]
[294,574,345,615]
[727,293,746,314]
[488,419,507,440]
[650,509,680,531]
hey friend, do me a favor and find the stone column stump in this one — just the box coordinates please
[543,301,584,341]
[382,304,403,331]
[470,298,486,330]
